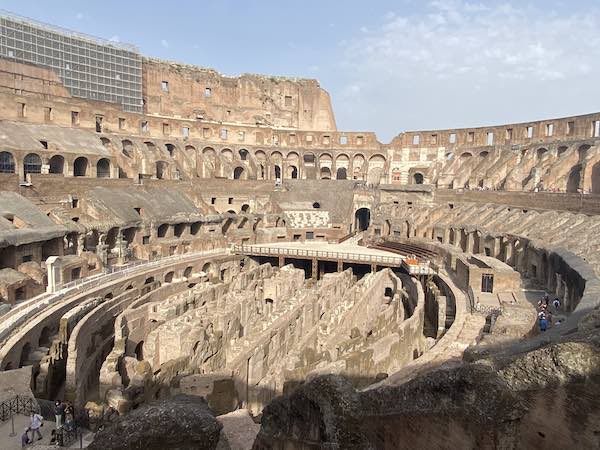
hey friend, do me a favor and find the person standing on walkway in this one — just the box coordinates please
[29,412,44,441]
[538,310,548,332]
[54,400,65,429]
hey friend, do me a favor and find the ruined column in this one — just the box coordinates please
[312,258,318,280]
[337,260,343,272]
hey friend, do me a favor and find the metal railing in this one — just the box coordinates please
[0,248,228,342]
[233,244,403,266]
[0,395,38,422]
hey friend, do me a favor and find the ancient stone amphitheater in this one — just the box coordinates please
[0,13,599,450]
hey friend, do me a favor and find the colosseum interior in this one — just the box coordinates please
[0,11,599,450]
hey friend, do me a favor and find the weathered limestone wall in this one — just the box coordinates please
[142,58,337,131]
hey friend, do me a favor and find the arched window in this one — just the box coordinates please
[0,151,15,173]
[49,155,64,174]
[413,173,424,184]
[166,143,176,157]
[233,166,244,179]
[73,157,88,177]
[156,161,168,179]
[336,167,347,180]
[239,149,248,160]
[96,158,111,178]
[23,153,42,175]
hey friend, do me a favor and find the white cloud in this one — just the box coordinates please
[336,1,600,141]
[161,39,169,49]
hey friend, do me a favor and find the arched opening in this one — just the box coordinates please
[233,166,244,179]
[184,266,193,278]
[157,224,169,238]
[288,165,298,179]
[174,223,186,237]
[413,173,424,184]
[336,167,347,180]
[241,204,250,213]
[274,165,281,180]
[557,146,568,157]
[73,157,88,177]
[592,161,600,194]
[0,151,15,173]
[19,342,31,367]
[135,341,144,361]
[38,327,52,347]
[164,271,174,283]
[355,208,370,232]
[313,202,320,209]
[48,155,64,174]
[222,217,234,234]
[479,151,489,158]
[122,140,133,157]
[166,143,176,157]
[320,167,331,179]
[96,158,111,178]
[537,148,548,159]
[23,153,42,175]
[239,149,248,160]
[567,165,582,193]
[578,144,591,162]
[156,161,168,180]
[190,222,201,235]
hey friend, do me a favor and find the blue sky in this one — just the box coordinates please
[1,0,599,142]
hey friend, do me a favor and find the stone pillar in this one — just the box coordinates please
[466,233,475,254]
[337,260,343,272]
[77,233,85,256]
[97,232,108,266]
[311,258,318,281]
[278,255,284,268]
[116,230,127,265]
[46,256,62,293]
[371,263,377,273]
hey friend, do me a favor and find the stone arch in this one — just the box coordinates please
[413,172,424,184]
[537,148,548,159]
[233,166,245,180]
[73,156,89,177]
[320,166,331,179]
[557,146,568,157]
[592,161,600,194]
[19,342,31,367]
[202,147,216,159]
[165,143,176,157]
[157,223,169,238]
[38,326,52,347]
[96,158,111,178]
[49,155,64,174]
[274,165,282,179]
[336,167,347,180]
[183,266,193,278]
[355,208,370,232]
[122,139,134,157]
[164,271,174,283]
[0,151,15,173]
[23,153,42,175]
[239,149,249,160]
[135,341,144,361]
[287,165,298,179]
[578,144,591,162]
[156,161,168,180]
[567,165,582,193]
[221,148,234,162]
[460,152,473,159]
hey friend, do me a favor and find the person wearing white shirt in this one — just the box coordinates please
[29,413,44,441]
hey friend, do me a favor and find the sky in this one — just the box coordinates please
[1,0,599,142]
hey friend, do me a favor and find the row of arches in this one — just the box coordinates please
[0,151,111,178]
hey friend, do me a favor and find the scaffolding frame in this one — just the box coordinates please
[0,10,143,112]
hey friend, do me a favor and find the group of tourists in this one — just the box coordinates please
[538,293,561,332]
[21,400,74,447]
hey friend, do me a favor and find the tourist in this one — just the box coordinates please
[538,310,548,332]
[543,293,550,306]
[54,400,65,429]
[553,297,561,311]
[29,412,44,441]
[64,401,74,431]
[21,427,31,447]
